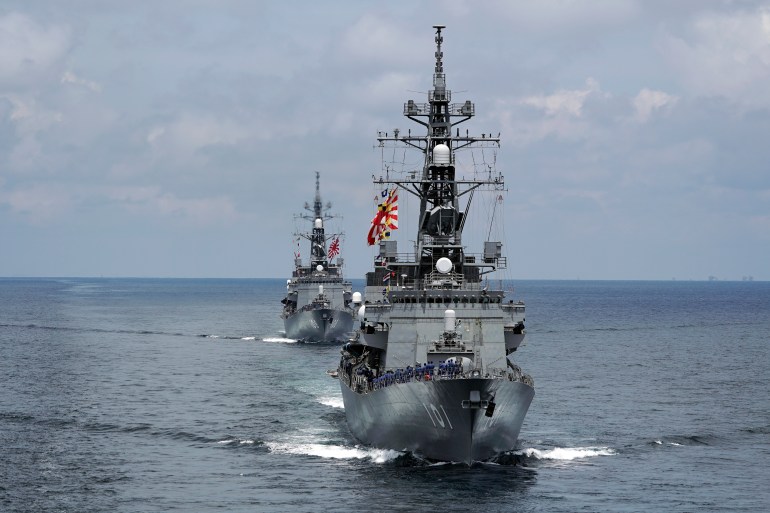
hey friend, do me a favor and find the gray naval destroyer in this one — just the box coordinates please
[337,26,534,464]
[281,172,356,342]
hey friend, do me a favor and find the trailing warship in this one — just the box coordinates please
[281,172,356,342]
[337,26,534,463]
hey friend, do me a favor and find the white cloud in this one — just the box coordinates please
[0,182,237,225]
[632,88,678,122]
[61,70,102,92]
[146,114,255,155]
[146,126,166,145]
[499,78,606,145]
[660,6,770,107]
[4,94,62,130]
[102,185,237,224]
[521,78,601,117]
[352,72,421,111]
[2,93,62,172]
[486,0,639,33]
[339,14,425,67]
[0,183,71,222]
[152,193,236,222]
[0,12,71,87]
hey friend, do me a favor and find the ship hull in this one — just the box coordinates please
[339,377,534,464]
[284,308,354,342]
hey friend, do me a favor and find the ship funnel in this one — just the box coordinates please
[352,291,362,304]
[444,309,456,332]
[433,144,450,165]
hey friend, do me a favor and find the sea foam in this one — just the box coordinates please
[318,396,344,409]
[267,441,401,463]
[262,337,298,344]
[518,446,616,460]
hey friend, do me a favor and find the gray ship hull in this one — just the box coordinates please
[284,308,354,342]
[339,377,534,463]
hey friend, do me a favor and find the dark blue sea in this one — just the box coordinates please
[1,278,768,512]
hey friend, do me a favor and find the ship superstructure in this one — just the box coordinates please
[337,26,534,463]
[281,172,357,342]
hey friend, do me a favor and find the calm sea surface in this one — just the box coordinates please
[1,278,768,512]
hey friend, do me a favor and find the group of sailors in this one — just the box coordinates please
[352,360,465,392]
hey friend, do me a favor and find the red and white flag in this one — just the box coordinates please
[327,237,340,259]
[367,188,399,245]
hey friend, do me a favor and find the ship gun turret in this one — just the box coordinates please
[427,309,474,363]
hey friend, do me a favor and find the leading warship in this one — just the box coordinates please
[281,172,356,342]
[337,26,534,463]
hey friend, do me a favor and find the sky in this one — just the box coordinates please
[1,0,769,281]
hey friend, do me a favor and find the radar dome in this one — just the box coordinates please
[433,144,450,165]
[352,292,362,304]
[436,257,453,274]
[314,218,323,229]
[316,264,324,272]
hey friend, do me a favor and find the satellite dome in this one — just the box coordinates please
[436,257,453,274]
[433,144,450,165]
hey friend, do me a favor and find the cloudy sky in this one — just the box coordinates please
[1,1,769,280]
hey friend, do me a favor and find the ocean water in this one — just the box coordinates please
[1,278,768,512]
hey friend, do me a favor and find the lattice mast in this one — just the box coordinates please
[375,25,504,283]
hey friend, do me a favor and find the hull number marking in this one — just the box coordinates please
[423,403,453,429]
